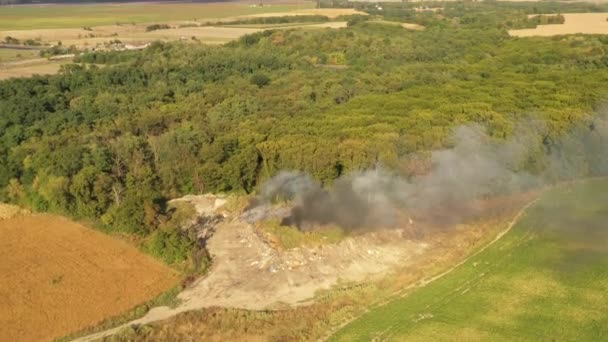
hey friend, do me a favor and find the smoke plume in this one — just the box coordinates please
[253,113,608,230]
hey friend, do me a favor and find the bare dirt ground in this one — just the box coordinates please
[0,208,179,342]
[509,13,608,37]
[73,191,537,342]
[177,220,426,311]
[74,197,430,341]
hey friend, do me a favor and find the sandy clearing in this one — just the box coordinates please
[509,13,608,37]
[0,213,179,342]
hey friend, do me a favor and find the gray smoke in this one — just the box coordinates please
[254,113,608,230]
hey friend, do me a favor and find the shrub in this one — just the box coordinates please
[250,73,271,88]
[4,36,19,45]
[146,24,171,32]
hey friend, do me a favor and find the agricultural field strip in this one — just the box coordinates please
[0,3,321,30]
[323,195,542,341]
[509,12,608,37]
[0,7,356,72]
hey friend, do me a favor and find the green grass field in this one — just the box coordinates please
[0,2,315,30]
[332,179,608,341]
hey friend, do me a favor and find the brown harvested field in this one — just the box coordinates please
[0,60,68,80]
[141,26,261,42]
[509,13,608,37]
[0,212,179,342]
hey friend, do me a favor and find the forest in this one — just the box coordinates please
[1,1,608,267]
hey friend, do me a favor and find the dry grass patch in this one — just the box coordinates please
[141,26,261,42]
[0,60,68,80]
[0,203,28,220]
[236,8,366,20]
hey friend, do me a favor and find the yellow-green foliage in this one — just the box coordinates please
[259,218,346,250]
[145,201,200,268]
[222,195,252,214]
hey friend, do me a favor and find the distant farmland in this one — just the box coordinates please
[0,211,180,341]
[509,13,608,37]
[0,2,316,30]
[332,179,608,341]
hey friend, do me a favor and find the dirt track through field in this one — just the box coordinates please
[0,212,179,342]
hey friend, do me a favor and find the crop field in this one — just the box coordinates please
[332,179,608,341]
[0,4,353,80]
[0,2,316,30]
[509,13,608,36]
[0,212,179,342]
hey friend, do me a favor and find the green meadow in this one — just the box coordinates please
[0,2,314,30]
[332,179,608,341]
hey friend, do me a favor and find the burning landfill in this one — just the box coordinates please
[245,113,608,232]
